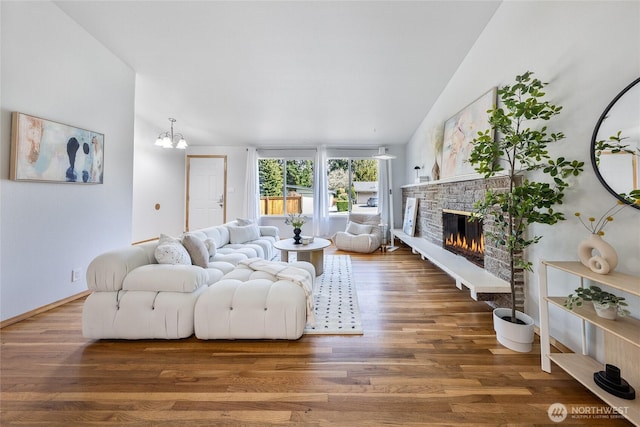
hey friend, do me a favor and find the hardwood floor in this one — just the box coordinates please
[1,245,632,426]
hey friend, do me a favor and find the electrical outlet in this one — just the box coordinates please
[71,268,82,282]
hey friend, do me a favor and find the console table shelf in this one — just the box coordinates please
[546,297,640,345]
[550,353,639,421]
[538,260,639,425]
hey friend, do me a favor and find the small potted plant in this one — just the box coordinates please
[284,213,307,244]
[564,285,630,320]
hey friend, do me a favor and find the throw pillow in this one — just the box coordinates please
[236,217,254,226]
[228,223,260,244]
[159,233,181,245]
[204,238,217,259]
[346,221,373,235]
[182,234,210,268]
[154,242,191,265]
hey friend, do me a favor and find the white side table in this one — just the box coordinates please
[273,238,331,276]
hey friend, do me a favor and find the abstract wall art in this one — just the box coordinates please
[10,112,104,184]
[441,88,496,180]
[402,197,418,236]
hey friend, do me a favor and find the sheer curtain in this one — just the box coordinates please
[244,147,260,222]
[378,157,390,241]
[313,145,329,237]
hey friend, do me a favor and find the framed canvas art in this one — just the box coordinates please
[441,88,496,180]
[402,197,418,236]
[10,112,104,184]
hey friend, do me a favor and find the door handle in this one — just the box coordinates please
[218,194,224,208]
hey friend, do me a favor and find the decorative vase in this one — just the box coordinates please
[577,234,618,275]
[593,302,617,320]
[432,160,440,181]
[493,308,535,353]
[293,227,302,244]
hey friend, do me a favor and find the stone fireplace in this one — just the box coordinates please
[442,209,484,268]
[401,176,522,309]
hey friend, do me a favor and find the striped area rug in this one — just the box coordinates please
[304,255,363,335]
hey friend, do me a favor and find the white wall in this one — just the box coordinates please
[132,114,187,242]
[405,1,640,353]
[0,1,135,321]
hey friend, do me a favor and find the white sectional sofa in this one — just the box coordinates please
[191,219,280,264]
[194,260,315,340]
[82,220,314,340]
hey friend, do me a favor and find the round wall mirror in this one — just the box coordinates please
[590,77,640,210]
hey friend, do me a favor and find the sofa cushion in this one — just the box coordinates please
[182,234,210,268]
[200,225,231,248]
[82,286,207,339]
[346,221,373,235]
[236,217,254,226]
[211,252,248,265]
[123,264,209,292]
[183,231,218,260]
[228,223,260,244]
[86,245,151,292]
[259,225,279,239]
[207,261,236,275]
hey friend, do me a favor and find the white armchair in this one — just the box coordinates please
[333,213,382,253]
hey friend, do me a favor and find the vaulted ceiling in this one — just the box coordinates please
[55,1,501,147]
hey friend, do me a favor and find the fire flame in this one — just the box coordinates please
[445,233,484,255]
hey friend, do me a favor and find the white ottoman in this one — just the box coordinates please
[194,261,315,340]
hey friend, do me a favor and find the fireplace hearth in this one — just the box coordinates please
[442,209,484,267]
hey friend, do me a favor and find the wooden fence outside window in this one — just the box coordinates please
[260,196,302,215]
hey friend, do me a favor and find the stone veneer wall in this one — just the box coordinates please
[401,176,523,309]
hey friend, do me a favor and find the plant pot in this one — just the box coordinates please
[336,201,348,212]
[493,308,535,353]
[593,302,617,320]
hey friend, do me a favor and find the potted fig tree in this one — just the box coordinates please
[468,71,584,352]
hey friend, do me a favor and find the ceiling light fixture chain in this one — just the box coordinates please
[155,117,188,149]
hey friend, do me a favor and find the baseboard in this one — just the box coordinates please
[534,325,572,353]
[0,290,91,329]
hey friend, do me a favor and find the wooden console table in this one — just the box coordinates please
[538,260,639,425]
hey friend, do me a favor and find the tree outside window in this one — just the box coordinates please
[259,159,314,216]
[328,158,379,214]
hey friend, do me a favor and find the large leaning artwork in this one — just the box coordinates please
[441,88,496,180]
[10,112,104,184]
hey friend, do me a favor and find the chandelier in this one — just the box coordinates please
[154,118,187,149]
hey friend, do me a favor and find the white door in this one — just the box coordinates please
[187,155,226,231]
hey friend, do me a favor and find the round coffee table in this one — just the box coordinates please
[273,237,331,276]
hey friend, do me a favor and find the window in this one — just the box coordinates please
[258,158,314,216]
[328,158,379,214]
